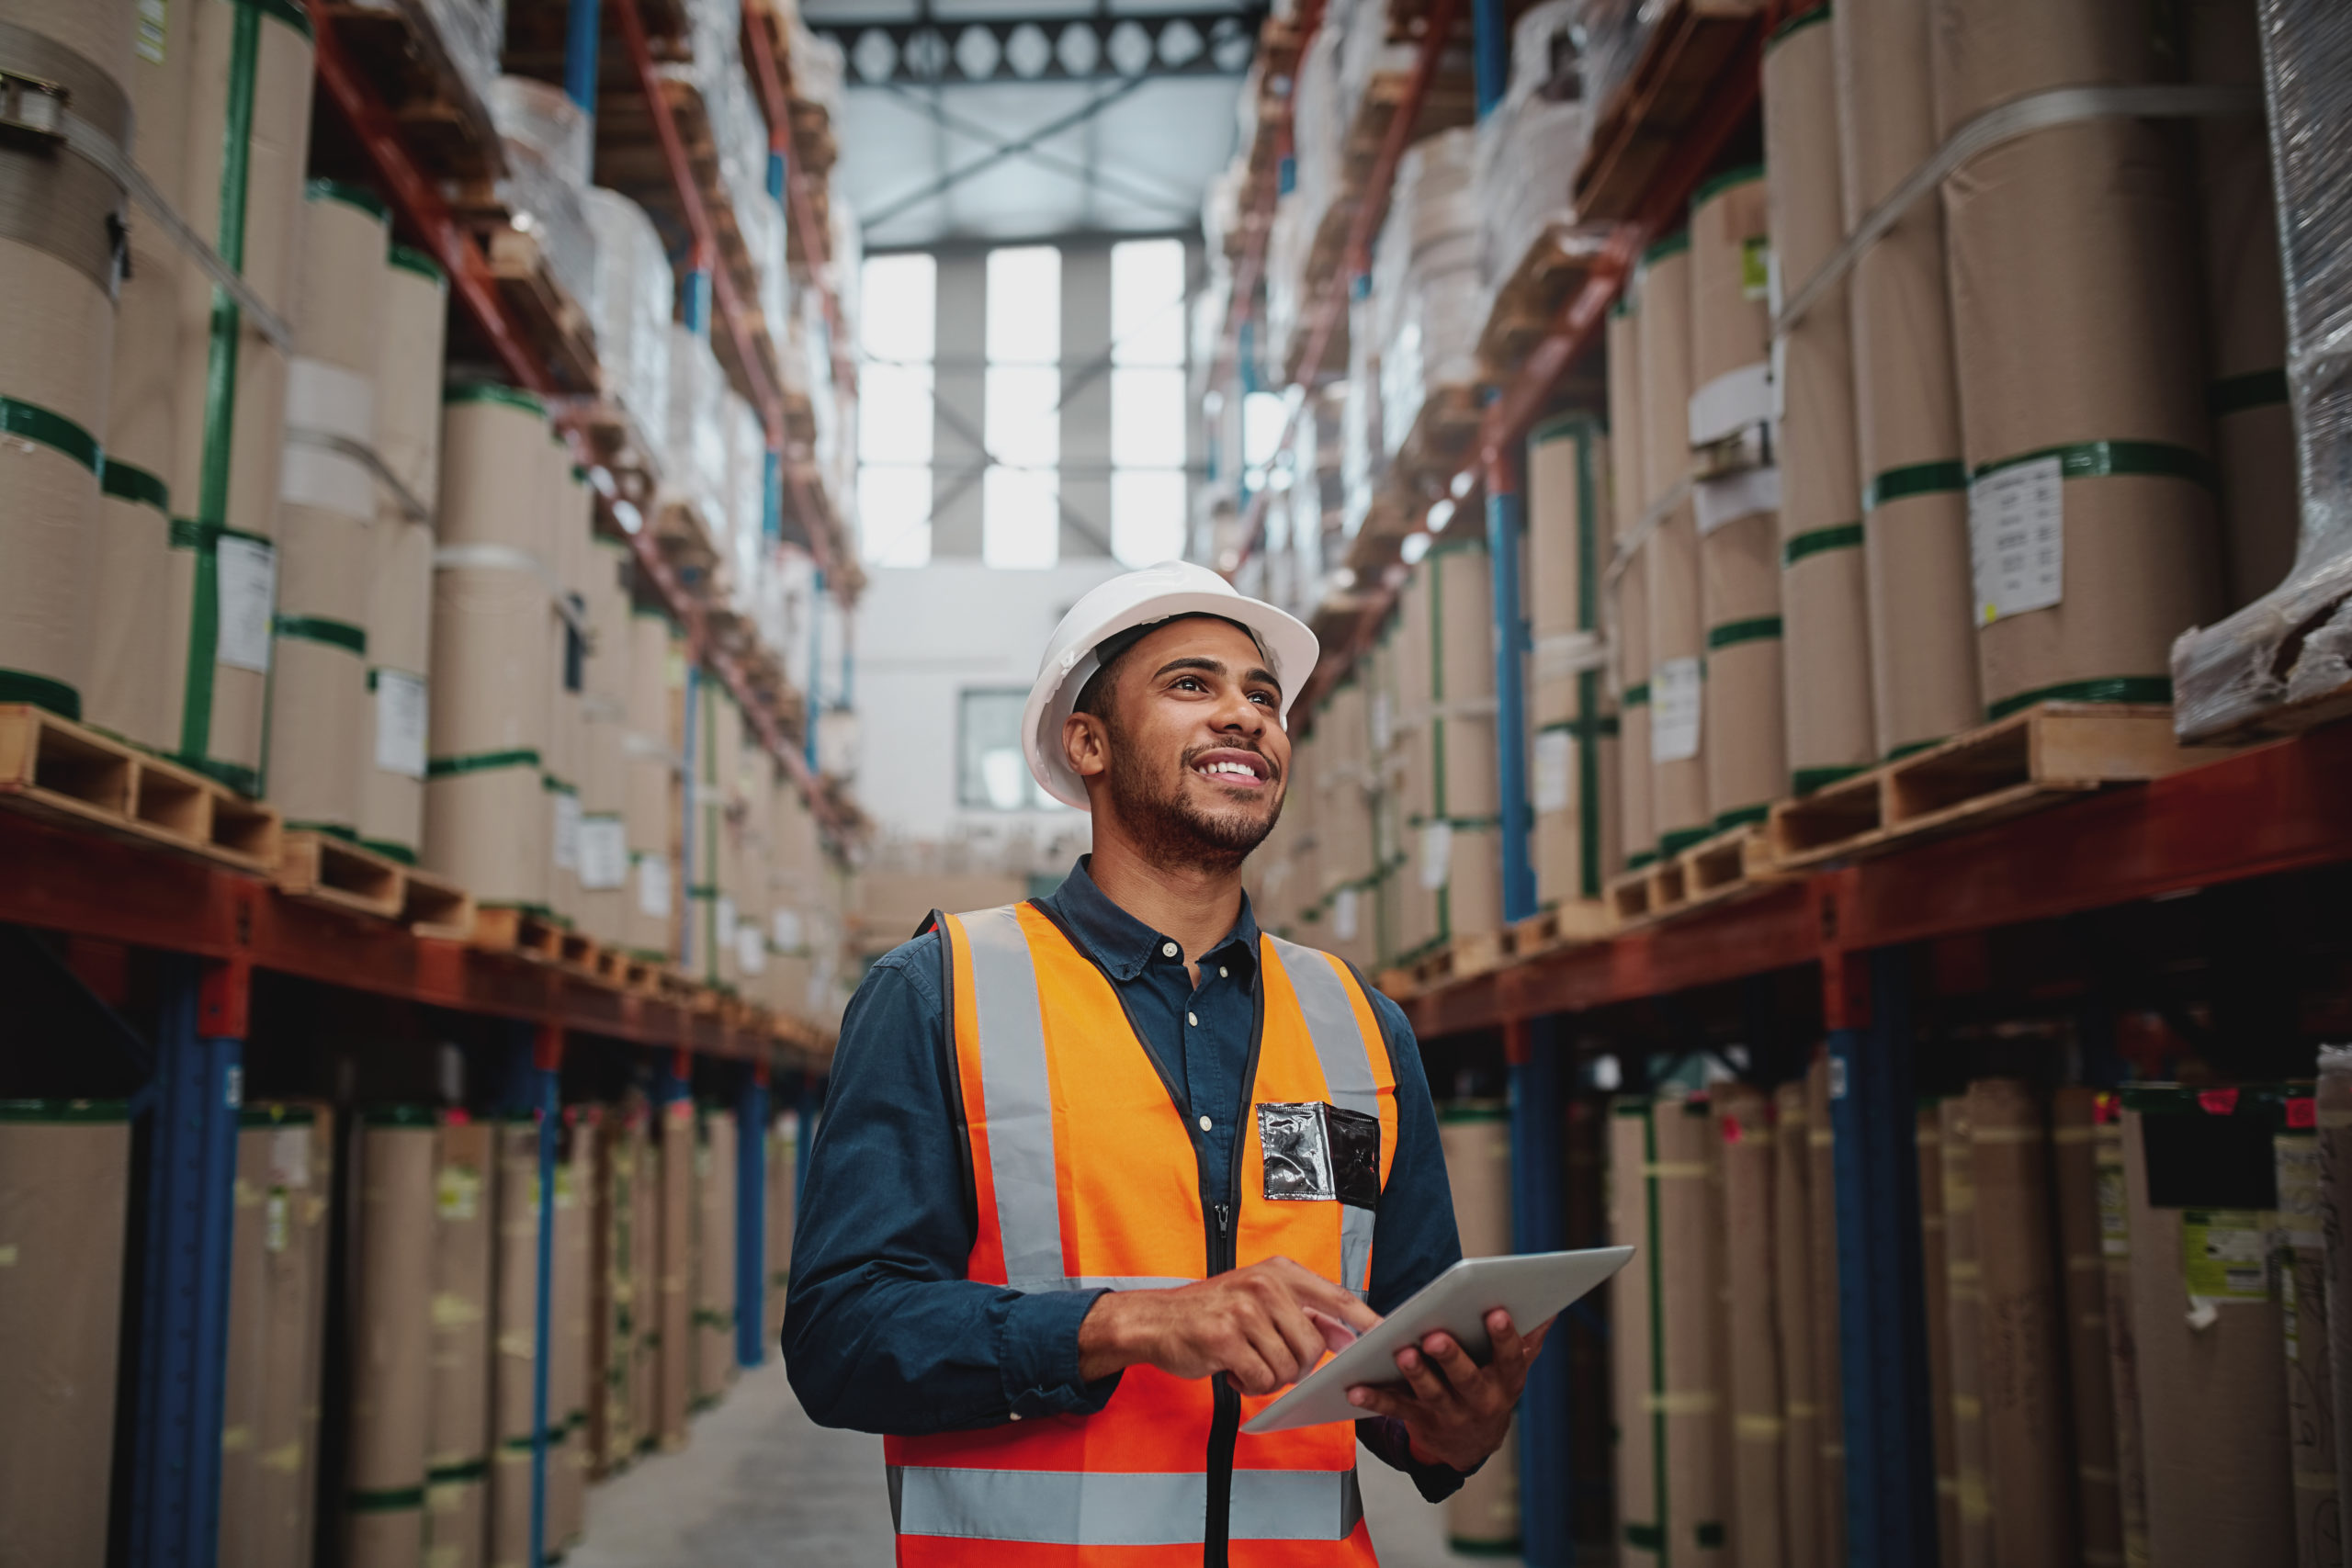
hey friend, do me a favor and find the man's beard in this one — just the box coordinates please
[1102,722,1283,873]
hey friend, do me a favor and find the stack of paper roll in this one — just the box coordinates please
[1611,1099,1668,1568]
[424,1116,492,1568]
[590,1103,641,1474]
[1396,539,1502,963]
[765,1113,797,1349]
[2118,1087,2293,1567]
[1654,1095,1729,1564]
[0,1099,130,1565]
[632,1107,662,1454]
[1805,1055,1845,1562]
[1838,0,1980,757]
[428,385,555,917]
[709,688,745,987]
[657,1095,695,1446]
[766,776,815,1016]
[489,1119,541,1568]
[90,0,179,747]
[219,1105,333,1568]
[170,0,316,794]
[738,761,774,995]
[2276,1094,2335,1568]
[2188,0,2297,610]
[1690,168,1787,834]
[1713,1086,1785,1566]
[549,1117,595,1555]
[1606,299,1655,869]
[1764,6,1876,795]
[689,679,721,982]
[2095,1105,2152,1566]
[625,612,679,964]
[1440,1106,1519,1552]
[1772,1082,1826,1566]
[1937,1094,1994,1567]
[1933,0,2221,719]
[1914,1104,1962,1560]
[1527,414,1619,906]
[2324,1051,2352,1557]
[1311,678,1379,973]
[2052,1088,2125,1568]
[695,1111,739,1406]
[269,181,385,838]
[1639,233,1708,861]
[545,449,590,928]
[578,538,633,943]
[0,0,128,730]
[361,244,447,863]
[344,1109,437,1566]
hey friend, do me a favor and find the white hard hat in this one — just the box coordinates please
[1023,560,1319,810]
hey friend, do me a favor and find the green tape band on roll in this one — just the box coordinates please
[0,670,80,721]
[426,747,543,778]
[426,1459,489,1484]
[444,380,547,418]
[273,615,367,655]
[285,820,358,841]
[1,394,102,474]
[1540,714,1622,740]
[1446,1538,1523,1558]
[359,839,419,865]
[1624,1523,1666,1550]
[360,1104,436,1127]
[388,243,446,287]
[1691,163,1767,209]
[1864,459,1969,512]
[1792,763,1867,795]
[232,0,315,39]
[1623,682,1651,706]
[541,773,579,795]
[1713,803,1770,832]
[1783,521,1863,566]
[1641,230,1690,266]
[1707,615,1784,650]
[2210,367,2290,418]
[1659,825,1712,859]
[304,177,388,222]
[345,1487,424,1513]
[0,1099,130,1122]
[102,456,171,518]
[1985,676,2172,722]
[1768,2,1831,48]
[237,1103,316,1128]
[1973,440,2218,493]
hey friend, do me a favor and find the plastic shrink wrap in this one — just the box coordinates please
[584,190,673,449]
[487,76,599,310]
[1374,130,1482,459]
[1476,0,1595,292]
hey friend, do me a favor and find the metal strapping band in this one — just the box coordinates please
[962,908,1066,1294]
[1268,934,1382,1294]
[889,1465,1362,1544]
[284,424,432,524]
[432,544,593,639]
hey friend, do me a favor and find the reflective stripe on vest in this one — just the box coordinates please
[889,1466,1364,1546]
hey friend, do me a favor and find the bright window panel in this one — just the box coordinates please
[859,464,933,568]
[984,466,1060,570]
[1242,389,1291,470]
[1111,469,1187,569]
[1111,238,1187,367]
[861,254,937,364]
[958,689,1055,810]
[986,246,1060,366]
[986,365,1061,468]
[1112,367,1187,468]
[858,363,934,465]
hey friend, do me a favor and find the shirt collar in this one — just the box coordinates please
[1039,856,1262,983]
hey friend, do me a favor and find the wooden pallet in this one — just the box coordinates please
[1342,64,1476,191]
[650,495,721,589]
[479,225,600,396]
[316,1,507,183]
[616,952,662,996]
[1389,383,1483,496]
[1768,702,2237,871]
[401,864,476,941]
[1508,897,1616,959]
[1575,0,1765,222]
[558,927,603,976]
[0,705,281,874]
[1672,822,1783,916]
[1477,222,1605,382]
[275,832,404,920]
[1606,853,1690,927]
[566,396,664,506]
[472,905,566,961]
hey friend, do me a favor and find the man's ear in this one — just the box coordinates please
[1063,710,1110,782]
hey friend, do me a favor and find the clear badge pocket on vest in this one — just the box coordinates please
[1258,1101,1381,1210]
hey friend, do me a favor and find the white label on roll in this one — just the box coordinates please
[280,443,376,518]
[717,896,738,953]
[373,670,427,779]
[1370,691,1393,754]
[636,852,673,919]
[1419,820,1453,891]
[1694,466,1781,536]
[287,357,377,443]
[270,1128,311,1189]
[1689,361,1773,447]
[1969,457,2064,624]
[578,815,628,890]
[553,791,581,872]
[1532,728,1574,814]
[772,908,803,951]
[737,921,766,976]
[215,536,277,673]
[1651,657,1702,763]
[1332,887,1359,942]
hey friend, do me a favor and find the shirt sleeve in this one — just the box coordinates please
[782,937,1123,1434]
[1352,986,1480,1502]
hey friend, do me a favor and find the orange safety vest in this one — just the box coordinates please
[885,900,1401,1565]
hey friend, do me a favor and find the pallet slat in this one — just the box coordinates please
[276,832,405,920]
[0,705,282,874]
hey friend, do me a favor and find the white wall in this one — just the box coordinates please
[853,557,1127,842]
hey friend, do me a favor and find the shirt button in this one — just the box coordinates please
[1009,1411,1023,1422]
[1162,942,1179,958]
[1198,1115,1213,1133]
[1187,1011,1198,1027]
[1219,965,1228,978]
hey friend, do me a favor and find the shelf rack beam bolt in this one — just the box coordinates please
[736,1061,771,1367]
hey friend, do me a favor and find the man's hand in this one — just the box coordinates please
[1078,1258,1382,1394]
[1345,1309,1549,1472]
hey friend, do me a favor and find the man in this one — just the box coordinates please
[786,561,1544,1562]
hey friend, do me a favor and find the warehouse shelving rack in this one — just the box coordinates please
[1,6,857,1564]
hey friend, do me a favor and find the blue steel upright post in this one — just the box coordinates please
[736,1063,771,1367]
[1828,946,1936,1565]
[1488,449,1537,924]
[1508,1016,1573,1565]
[128,954,246,1568]
[562,0,602,115]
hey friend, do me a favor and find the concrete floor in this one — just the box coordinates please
[568,1363,1521,1567]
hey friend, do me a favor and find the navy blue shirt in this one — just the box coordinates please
[783,857,1469,1499]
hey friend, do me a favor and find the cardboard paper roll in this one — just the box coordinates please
[2324,1052,2352,1546]
[1768,8,1876,787]
[1806,1056,1846,1564]
[376,246,447,501]
[270,499,372,833]
[1939,1096,1995,1568]
[0,0,134,84]
[168,0,314,792]
[1966,1079,2075,1568]
[424,1119,492,1568]
[659,1098,695,1448]
[0,1101,130,1568]
[345,1111,436,1566]
[624,613,679,963]
[2094,1110,2153,1568]
[766,1115,797,1349]
[2052,1089,2125,1568]
[694,1111,738,1407]
[489,1121,540,1568]
[1611,1100,1668,1567]
[1607,299,1646,536]
[633,1115,662,1455]
[1700,505,1785,829]
[295,182,387,372]
[361,517,432,860]
[430,561,550,761]
[1916,1104,1961,1564]
[1943,118,2220,715]
[1714,1086,1786,1568]
[1529,415,1617,902]
[1688,170,1771,449]
[590,1106,639,1475]
[2278,1101,2339,1568]
[1773,1083,1825,1568]
[550,1118,596,1553]
[221,1117,278,1568]
[425,759,548,912]
[1636,236,1695,508]
[1647,501,1708,856]
[440,386,552,555]
[1608,305,1656,868]
[1928,0,2169,137]
[1653,1097,1729,1566]
[2120,1089,2293,1568]
[546,457,587,929]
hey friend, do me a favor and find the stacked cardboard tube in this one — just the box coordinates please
[1526,414,1620,907]
[1638,233,1710,862]
[1392,540,1502,964]
[1440,1106,1519,1551]
[1606,300,1655,870]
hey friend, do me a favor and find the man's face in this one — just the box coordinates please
[1066,617,1292,870]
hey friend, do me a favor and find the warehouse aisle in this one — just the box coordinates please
[566,1360,1516,1566]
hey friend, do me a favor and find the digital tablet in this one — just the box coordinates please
[1240,1247,1634,1435]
